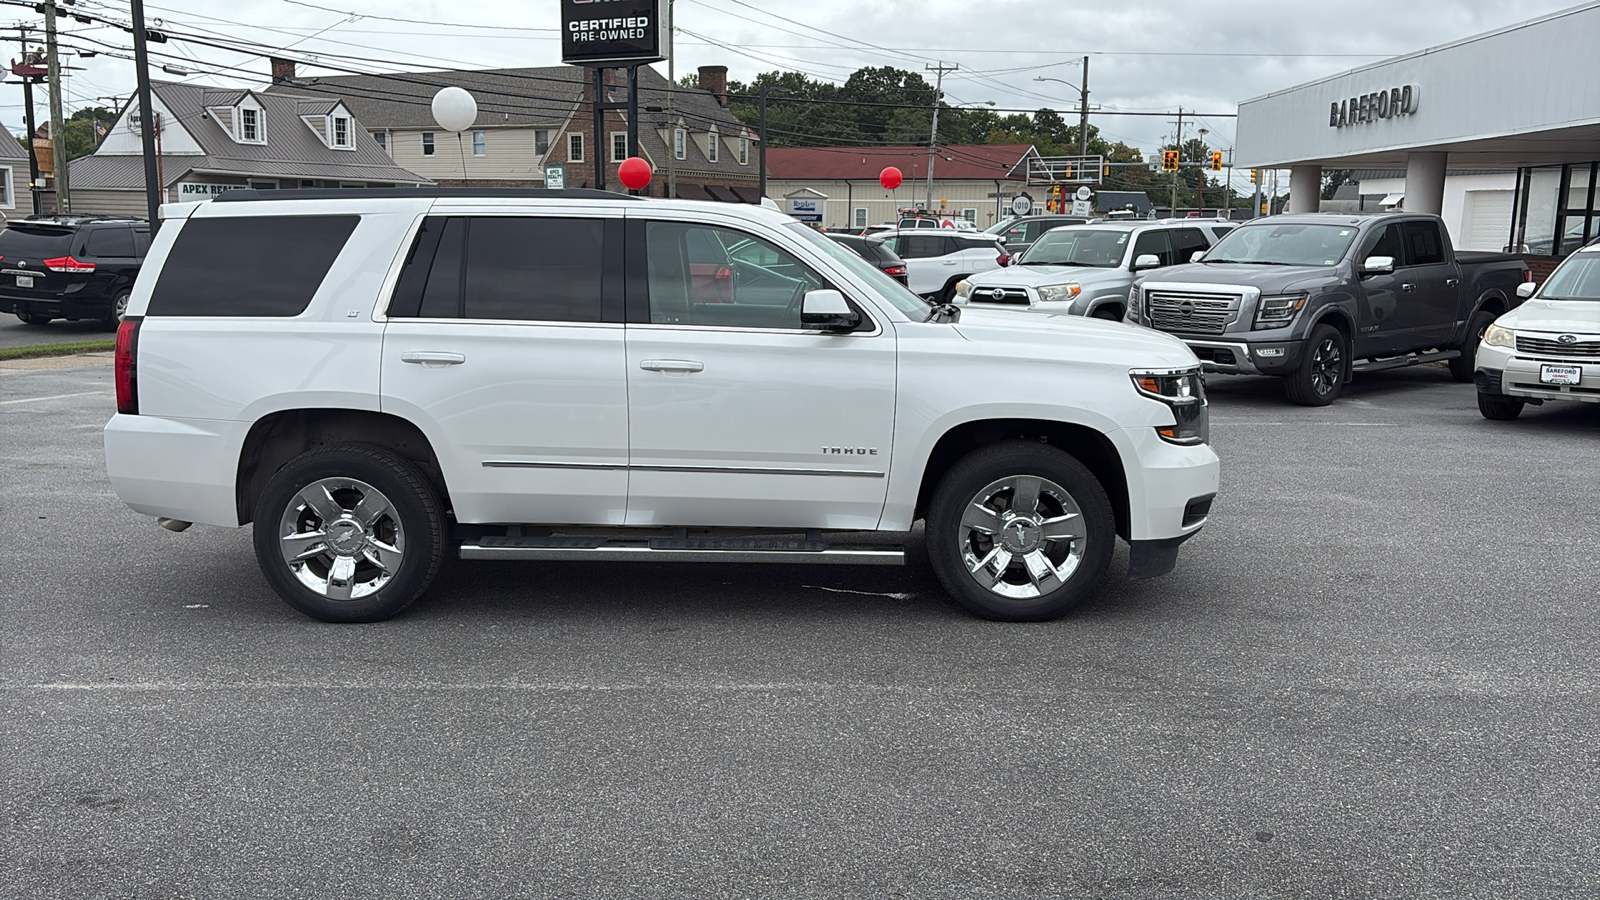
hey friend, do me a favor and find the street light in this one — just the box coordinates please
[1034,66,1091,158]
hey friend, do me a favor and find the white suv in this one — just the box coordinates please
[875,229,1009,301]
[105,188,1219,623]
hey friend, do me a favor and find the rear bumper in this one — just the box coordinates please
[0,290,115,319]
[104,414,249,527]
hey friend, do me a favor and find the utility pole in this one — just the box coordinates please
[1078,56,1090,159]
[1169,108,1183,215]
[44,0,68,212]
[131,0,162,228]
[757,83,768,198]
[8,27,45,214]
[664,0,675,199]
[923,61,957,211]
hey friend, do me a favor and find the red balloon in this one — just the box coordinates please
[618,156,653,190]
[879,166,903,190]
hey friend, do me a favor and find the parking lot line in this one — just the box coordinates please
[0,390,105,406]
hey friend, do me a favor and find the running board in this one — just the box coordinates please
[459,535,904,566]
[1351,349,1459,373]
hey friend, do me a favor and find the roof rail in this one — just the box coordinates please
[20,213,146,223]
[212,187,643,203]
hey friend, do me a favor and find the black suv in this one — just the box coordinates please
[0,215,150,328]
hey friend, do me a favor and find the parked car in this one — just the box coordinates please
[825,232,910,286]
[104,187,1219,624]
[955,220,1233,321]
[1128,213,1529,405]
[0,215,150,328]
[984,214,1089,258]
[876,229,1009,301]
[1474,236,1600,420]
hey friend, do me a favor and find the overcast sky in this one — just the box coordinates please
[12,0,1583,166]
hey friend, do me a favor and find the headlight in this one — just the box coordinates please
[1130,368,1208,445]
[1128,286,1145,323]
[1483,323,1515,347]
[955,279,973,300]
[1037,283,1082,303]
[1253,292,1308,330]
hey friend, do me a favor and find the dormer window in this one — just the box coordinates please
[241,107,259,142]
[706,128,719,163]
[332,116,350,148]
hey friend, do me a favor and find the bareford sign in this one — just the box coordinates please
[561,0,666,66]
[1329,85,1419,128]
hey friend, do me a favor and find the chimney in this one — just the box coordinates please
[270,57,296,85]
[697,65,728,107]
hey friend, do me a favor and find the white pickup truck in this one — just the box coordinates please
[105,189,1219,623]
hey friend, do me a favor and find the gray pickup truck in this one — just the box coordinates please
[1128,213,1529,405]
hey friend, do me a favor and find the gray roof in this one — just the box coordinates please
[70,81,428,188]
[274,64,756,182]
[0,124,27,161]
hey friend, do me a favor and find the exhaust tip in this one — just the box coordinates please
[157,517,192,533]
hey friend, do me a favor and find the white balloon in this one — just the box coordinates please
[431,86,478,133]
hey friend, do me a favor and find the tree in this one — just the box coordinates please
[1321,169,1353,200]
[60,106,116,161]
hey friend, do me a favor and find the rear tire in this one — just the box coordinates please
[926,440,1115,622]
[102,292,131,331]
[252,443,445,623]
[1477,392,1525,421]
[15,312,50,325]
[1448,311,1495,383]
[1284,324,1347,406]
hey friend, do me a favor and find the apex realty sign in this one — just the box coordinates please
[561,0,666,66]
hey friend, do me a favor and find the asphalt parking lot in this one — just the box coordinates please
[3,359,1597,899]
[0,315,114,350]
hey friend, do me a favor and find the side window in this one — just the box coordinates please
[1210,225,1234,239]
[148,215,358,316]
[1005,221,1029,240]
[899,235,945,259]
[1131,229,1175,267]
[85,226,136,258]
[956,237,996,253]
[644,221,824,330]
[463,217,604,321]
[419,218,465,318]
[132,228,151,256]
[1402,221,1445,265]
[1358,225,1404,266]
[1172,227,1209,262]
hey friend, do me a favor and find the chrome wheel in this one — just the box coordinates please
[1310,336,1343,395]
[276,477,406,601]
[958,474,1088,600]
[113,293,129,320]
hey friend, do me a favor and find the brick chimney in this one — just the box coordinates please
[270,57,296,85]
[697,65,728,106]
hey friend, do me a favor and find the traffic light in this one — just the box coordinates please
[1162,150,1179,172]
[1250,169,1258,184]
[1210,151,1223,171]
[1103,163,1111,178]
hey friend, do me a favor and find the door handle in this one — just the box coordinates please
[639,359,704,373]
[1445,277,1460,287]
[400,351,466,367]
[1401,283,1416,293]
[943,259,959,265]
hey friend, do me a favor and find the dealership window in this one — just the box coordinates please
[674,128,685,160]
[473,130,487,157]
[610,132,628,163]
[568,132,584,163]
[422,132,435,156]
[853,207,868,228]
[534,129,551,157]
[1514,162,1599,256]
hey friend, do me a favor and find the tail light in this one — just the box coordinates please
[997,252,1011,267]
[883,265,907,277]
[44,255,96,273]
[114,317,140,415]
[1523,269,1533,282]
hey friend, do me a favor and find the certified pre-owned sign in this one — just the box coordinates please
[1330,84,1419,128]
[561,0,666,66]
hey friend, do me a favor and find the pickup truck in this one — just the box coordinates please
[1127,213,1529,405]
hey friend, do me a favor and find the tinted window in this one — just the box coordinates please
[1172,228,1210,261]
[645,221,824,329]
[133,228,151,256]
[899,234,948,259]
[464,217,604,322]
[85,226,136,258]
[0,225,73,258]
[1402,221,1446,265]
[1132,229,1175,267]
[956,237,996,252]
[148,215,358,316]
[420,218,465,318]
[1358,225,1404,264]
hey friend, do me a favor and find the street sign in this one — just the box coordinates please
[560,0,667,66]
[544,165,566,190]
[1074,185,1092,202]
[1071,199,1091,216]
[1010,194,1033,216]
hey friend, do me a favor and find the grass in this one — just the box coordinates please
[0,339,116,361]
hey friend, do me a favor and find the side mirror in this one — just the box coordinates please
[1516,282,1538,299]
[801,289,861,331]
[1189,250,1206,262]
[1361,255,1395,275]
[1132,253,1162,271]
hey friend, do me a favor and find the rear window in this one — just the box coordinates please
[147,215,359,316]
[0,226,74,258]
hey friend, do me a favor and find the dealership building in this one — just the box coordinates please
[1235,2,1600,271]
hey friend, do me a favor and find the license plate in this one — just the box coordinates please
[1540,364,1582,385]
[15,275,32,288]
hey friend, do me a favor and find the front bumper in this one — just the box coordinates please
[1180,338,1307,376]
[1116,425,1219,551]
[1477,343,1600,404]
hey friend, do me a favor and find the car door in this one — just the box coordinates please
[1397,219,1459,348]
[1171,227,1211,264]
[83,225,141,298]
[380,210,630,526]
[894,233,954,296]
[1352,224,1408,356]
[623,215,897,530]
[1129,228,1175,270]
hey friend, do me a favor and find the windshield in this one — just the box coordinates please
[1017,228,1129,268]
[784,221,928,316]
[984,219,1016,235]
[1539,251,1600,301]
[1203,223,1360,267]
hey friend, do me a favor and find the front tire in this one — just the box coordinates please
[1284,324,1347,406]
[1477,392,1525,421]
[926,440,1115,622]
[1448,311,1495,383]
[252,444,444,623]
